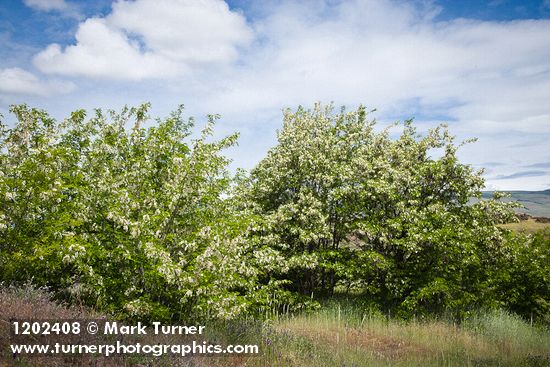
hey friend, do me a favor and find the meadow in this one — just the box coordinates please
[262,302,550,367]
[2,286,549,366]
[500,218,550,233]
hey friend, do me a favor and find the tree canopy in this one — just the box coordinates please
[244,103,527,317]
[0,103,547,323]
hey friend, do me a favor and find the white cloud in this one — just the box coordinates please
[108,0,252,64]
[206,2,550,119]
[22,0,550,189]
[191,0,550,190]
[33,0,253,80]
[23,0,80,18]
[34,18,182,80]
[0,67,75,96]
[23,0,69,12]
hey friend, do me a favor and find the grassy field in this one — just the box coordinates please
[500,218,550,233]
[2,287,549,367]
[258,303,550,367]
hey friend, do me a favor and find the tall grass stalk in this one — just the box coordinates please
[263,301,550,367]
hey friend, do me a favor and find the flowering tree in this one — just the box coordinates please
[1,102,545,322]
[246,103,520,316]
[0,104,282,321]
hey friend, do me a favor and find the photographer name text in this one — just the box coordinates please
[104,322,205,335]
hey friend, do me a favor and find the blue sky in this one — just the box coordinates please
[1,0,550,190]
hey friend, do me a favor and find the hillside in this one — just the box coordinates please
[482,189,550,217]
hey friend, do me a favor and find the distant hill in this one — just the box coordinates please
[482,189,550,217]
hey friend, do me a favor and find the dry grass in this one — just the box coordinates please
[2,286,549,367]
[0,285,252,367]
[263,304,550,367]
[500,218,550,233]
[0,285,134,366]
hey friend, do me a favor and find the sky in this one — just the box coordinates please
[1,0,550,191]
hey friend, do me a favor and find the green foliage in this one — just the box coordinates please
[1,102,546,324]
[491,229,550,323]
[0,104,282,321]
[245,103,529,319]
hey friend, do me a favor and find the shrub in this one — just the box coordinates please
[0,104,282,321]
[245,103,521,318]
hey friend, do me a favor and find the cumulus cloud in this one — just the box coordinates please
[0,67,75,96]
[206,2,550,120]
[108,0,252,64]
[34,18,182,80]
[33,0,253,80]
[22,0,550,189]
[193,0,550,190]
